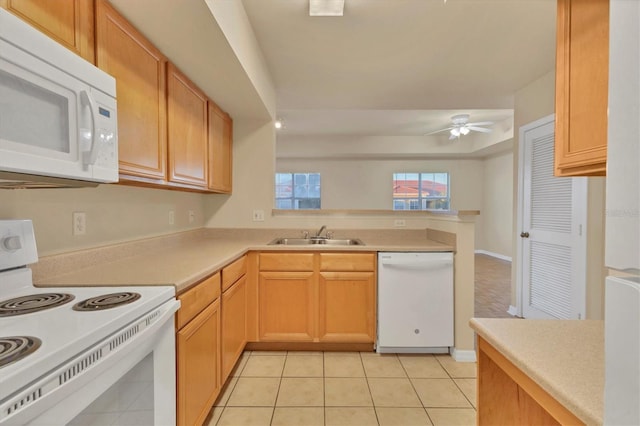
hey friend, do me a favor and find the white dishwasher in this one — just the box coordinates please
[377,252,454,353]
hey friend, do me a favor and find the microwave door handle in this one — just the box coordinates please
[80,90,99,166]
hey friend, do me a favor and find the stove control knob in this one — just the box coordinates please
[2,236,22,251]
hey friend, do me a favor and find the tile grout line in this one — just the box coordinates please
[359,351,381,425]
[267,351,287,426]
[322,352,326,426]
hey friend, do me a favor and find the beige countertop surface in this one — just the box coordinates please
[469,318,604,426]
[33,228,453,294]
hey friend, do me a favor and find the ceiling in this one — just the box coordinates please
[107,0,556,141]
[241,0,556,137]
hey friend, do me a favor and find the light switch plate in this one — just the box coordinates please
[252,210,265,221]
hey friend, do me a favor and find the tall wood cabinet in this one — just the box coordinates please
[176,273,221,426]
[258,252,376,344]
[95,0,168,182]
[554,0,609,177]
[0,0,95,62]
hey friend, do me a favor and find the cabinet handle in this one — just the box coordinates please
[520,232,530,238]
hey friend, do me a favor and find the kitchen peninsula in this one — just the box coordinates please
[470,318,604,425]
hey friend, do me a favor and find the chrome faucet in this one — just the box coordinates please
[315,225,327,238]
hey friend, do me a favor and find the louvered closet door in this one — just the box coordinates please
[521,117,587,319]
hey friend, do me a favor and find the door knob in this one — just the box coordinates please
[520,232,530,238]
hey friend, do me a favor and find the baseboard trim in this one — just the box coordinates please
[507,305,519,317]
[451,348,477,363]
[475,249,512,262]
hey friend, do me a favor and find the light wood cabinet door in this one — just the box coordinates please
[555,0,609,176]
[177,300,220,426]
[318,271,376,343]
[167,63,208,188]
[0,0,94,62]
[95,0,167,182]
[259,271,316,342]
[221,275,247,382]
[208,102,233,193]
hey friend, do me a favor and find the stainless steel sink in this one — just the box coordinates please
[268,237,364,246]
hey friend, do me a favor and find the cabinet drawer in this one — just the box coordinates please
[259,253,314,271]
[177,272,221,329]
[320,253,376,271]
[222,255,247,292]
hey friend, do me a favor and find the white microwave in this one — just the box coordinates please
[0,9,118,188]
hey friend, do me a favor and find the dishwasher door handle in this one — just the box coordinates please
[380,258,453,269]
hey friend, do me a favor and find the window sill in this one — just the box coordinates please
[271,209,479,217]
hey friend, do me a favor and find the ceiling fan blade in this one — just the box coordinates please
[468,126,492,133]
[467,121,494,127]
[425,127,454,136]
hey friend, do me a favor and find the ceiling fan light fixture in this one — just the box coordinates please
[309,0,345,16]
[460,126,470,135]
[450,128,460,137]
[274,119,283,129]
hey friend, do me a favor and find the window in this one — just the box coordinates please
[393,172,450,210]
[275,173,321,209]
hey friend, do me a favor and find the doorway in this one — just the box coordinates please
[516,114,587,319]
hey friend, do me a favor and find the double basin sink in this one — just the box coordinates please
[268,237,364,246]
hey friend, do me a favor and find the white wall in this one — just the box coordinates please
[482,151,514,258]
[205,119,276,226]
[0,185,205,256]
[277,158,484,211]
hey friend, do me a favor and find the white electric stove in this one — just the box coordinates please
[0,220,179,425]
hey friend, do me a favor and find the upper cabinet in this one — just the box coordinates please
[0,0,95,62]
[167,63,209,188]
[94,0,233,192]
[554,0,609,177]
[95,0,168,182]
[208,102,233,193]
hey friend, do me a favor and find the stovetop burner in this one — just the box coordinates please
[0,336,42,368]
[73,292,141,311]
[0,293,75,317]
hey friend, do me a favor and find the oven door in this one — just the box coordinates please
[1,299,180,426]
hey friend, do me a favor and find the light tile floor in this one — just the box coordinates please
[206,351,476,426]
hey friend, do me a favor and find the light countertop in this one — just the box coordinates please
[33,228,453,294]
[469,318,604,425]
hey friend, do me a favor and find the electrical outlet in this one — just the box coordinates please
[73,212,86,236]
[168,210,175,225]
[394,219,406,227]
[188,210,195,223]
[252,209,265,222]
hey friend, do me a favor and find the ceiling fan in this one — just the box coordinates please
[426,114,494,140]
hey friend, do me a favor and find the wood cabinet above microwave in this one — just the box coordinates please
[0,0,95,63]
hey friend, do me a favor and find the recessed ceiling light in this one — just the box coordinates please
[309,0,345,16]
[274,120,283,129]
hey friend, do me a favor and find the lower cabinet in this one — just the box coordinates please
[318,271,375,342]
[259,271,315,341]
[258,252,376,343]
[176,273,221,426]
[221,257,248,382]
